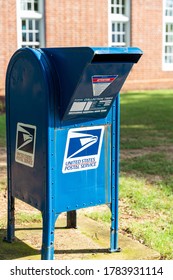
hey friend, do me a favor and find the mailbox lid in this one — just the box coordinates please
[91,46,142,63]
[42,47,142,124]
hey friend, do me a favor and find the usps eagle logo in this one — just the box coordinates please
[62,126,104,173]
[15,123,36,167]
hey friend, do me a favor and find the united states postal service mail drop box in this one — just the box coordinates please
[5,47,142,259]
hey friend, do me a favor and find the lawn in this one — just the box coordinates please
[87,89,173,260]
[121,90,173,149]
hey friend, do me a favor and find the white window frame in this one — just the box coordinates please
[16,0,45,49]
[108,0,131,47]
[163,0,173,71]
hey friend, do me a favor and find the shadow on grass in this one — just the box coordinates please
[0,229,39,260]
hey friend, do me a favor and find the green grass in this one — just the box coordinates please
[0,114,6,146]
[86,210,111,223]
[87,90,173,259]
[15,212,42,224]
[121,153,173,178]
[119,176,173,260]
[120,90,173,149]
[0,178,6,191]
[87,175,173,259]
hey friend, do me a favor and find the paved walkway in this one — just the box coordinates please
[5,214,160,260]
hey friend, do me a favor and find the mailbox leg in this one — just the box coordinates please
[41,213,56,260]
[5,166,15,243]
[5,195,15,243]
[110,94,121,253]
[67,210,77,228]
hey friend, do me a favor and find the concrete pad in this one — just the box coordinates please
[12,212,160,260]
[77,214,160,260]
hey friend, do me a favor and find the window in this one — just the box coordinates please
[17,0,45,48]
[108,0,130,47]
[163,0,173,70]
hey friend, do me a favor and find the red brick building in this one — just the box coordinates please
[0,0,173,96]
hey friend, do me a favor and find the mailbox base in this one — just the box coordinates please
[109,247,122,253]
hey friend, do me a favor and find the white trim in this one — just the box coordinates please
[109,14,129,22]
[108,0,112,46]
[20,11,42,19]
[16,0,22,49]
[16,0,45,49]
[108,0,130,47]
[162,0,173,71]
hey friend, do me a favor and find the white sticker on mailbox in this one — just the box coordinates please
[62,126,104,173]
[15,122,36,168]
[92,75,118,96]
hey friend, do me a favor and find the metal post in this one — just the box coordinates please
[110,93,121,252]
[4,194,15,243]
[67,210,77,228]
[4,110,15,243]
[41,213,55,260]
[41,110,56,260]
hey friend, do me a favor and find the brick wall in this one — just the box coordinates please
[0,0,173,96]
[0,0,17,96]
[45,0,108,47]
[124,0,173,91]
[45,0,173,91]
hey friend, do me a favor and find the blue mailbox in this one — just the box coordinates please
[5,47,142,259]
